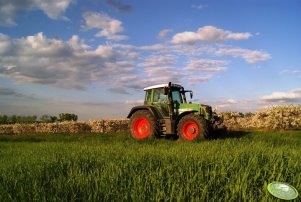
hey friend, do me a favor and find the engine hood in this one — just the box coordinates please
[177,103,212,120]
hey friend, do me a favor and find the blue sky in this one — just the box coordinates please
[0,0,300,120]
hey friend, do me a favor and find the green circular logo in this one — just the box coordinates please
[267,182,298,200]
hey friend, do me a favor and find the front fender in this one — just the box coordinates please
[175,110,198,128]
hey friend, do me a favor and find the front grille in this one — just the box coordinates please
[201,105,212,119]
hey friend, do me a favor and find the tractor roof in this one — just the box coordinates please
[143,83,182,91]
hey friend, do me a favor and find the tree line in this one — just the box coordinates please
[0,113,78,124]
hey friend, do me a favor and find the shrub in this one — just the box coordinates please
[220,105,301,130]
[59,113,78,122]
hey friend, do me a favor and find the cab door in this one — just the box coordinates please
[171,89,183,116]
[152,88,169,118]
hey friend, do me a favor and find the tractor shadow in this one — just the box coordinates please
[215,130,251,140]
[159,131,251,142]
[0,136,46,143]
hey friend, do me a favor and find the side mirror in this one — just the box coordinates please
[190,91,193,99]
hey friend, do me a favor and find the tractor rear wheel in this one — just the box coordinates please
[129,110,157,139]
[177,114,209,141]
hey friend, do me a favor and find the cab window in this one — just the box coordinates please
[145,90,152,103]
[153,88,167,103]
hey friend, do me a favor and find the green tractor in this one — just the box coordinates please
[127,82,225,141]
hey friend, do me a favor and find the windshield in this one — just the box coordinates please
[172,89,183,104]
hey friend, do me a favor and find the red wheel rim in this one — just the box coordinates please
[132,117,150,139]
[182,121,199,140]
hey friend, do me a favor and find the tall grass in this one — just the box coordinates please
[0,131,300,201]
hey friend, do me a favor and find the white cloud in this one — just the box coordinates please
[0,32,216,93]
[82,11,127,41]
[212,98,260,112]
[215,48,271,63]
[0,0,74,26]
[171,26,252,44]
[209,89,301,113]
[185,59,227,73]
[191,4,207,10]
[215,99,238,109]
[125,100,144,106]
[144,67,184,79]
[0,30,270,94]
[112,43,165,51]
[280,69,301,78]
[0,32,193,94]
[260,88,301,103]
[111,43,229,87]
[0,87,23,97]
[171,31,201,45]
[187,75,212,84]
[34,0,74,20]
[0,33,12,54]
[141,76,181,86]
[145,67,171,76]
[113,42,212,57]
[138,44,166,51]
[280,69,300,75]
[139,55,176,67]
[0,32,134,89]
[158,29,173,39]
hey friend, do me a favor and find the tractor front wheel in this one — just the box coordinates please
[129,110,157,139]
[177,114,209,141]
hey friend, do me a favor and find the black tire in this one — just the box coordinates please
[212,123,227,138]
[207,123,216,140]
[177,114,209,141]
[128,110,158,140]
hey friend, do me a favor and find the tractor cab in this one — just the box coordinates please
[144,83,185,104]
[144,83,185,118]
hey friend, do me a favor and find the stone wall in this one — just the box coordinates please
[0,119,129,135]
[1,105,300,135]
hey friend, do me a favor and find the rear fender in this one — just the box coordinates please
[127,106,158,119]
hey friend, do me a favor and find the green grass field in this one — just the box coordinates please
[0,131,300,201]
